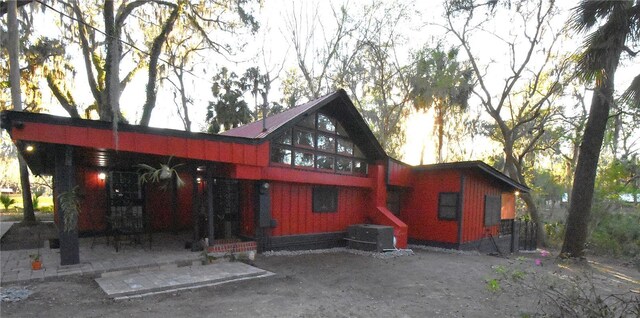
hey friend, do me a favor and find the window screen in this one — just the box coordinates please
[313,187,338,212]
[438,192,459,220]
[484,195,502,226]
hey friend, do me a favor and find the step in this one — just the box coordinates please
[95,261,273,299]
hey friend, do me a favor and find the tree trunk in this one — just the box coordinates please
[103,0,118,122]
[561,83,614,257]
[139,4,179,126]
[7,0,36,224]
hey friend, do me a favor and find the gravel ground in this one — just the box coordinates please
[1,248,638,317]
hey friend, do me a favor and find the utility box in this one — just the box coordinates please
[346,224,394,252]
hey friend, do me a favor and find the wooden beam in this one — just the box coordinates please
[54,145,80,265]
[206,167,214,246]
[0,0,34,16]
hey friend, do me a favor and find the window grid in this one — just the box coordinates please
[270,112,367,175]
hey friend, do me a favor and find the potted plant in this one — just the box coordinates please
[30,253,42,270]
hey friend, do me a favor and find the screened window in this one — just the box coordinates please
[484,195,502,226]
[313,186,338,212]
[271,147,292,165]
[438,192,459,220]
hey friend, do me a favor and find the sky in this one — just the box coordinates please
[18,0,640,166]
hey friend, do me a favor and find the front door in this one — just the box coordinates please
[212,179,240,240]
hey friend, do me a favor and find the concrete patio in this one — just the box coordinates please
[1,231,204,284]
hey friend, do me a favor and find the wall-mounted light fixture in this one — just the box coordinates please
[98,172,107,181]
[514,190,520,196]
[259,182,270,194]
[196,177,202,183]
[25,145,34,152]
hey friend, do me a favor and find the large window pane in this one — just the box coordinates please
[275,129,292,145]
[300,114,316,128]
[294,151,314,167]
[316,155,335,170]
[336,157,352,172]
[317,134,335,153]
[354,160,367,174]
[337,139,353,155]
[294,129,314,148]
[336,122,348,136]
[270,147,292,165]
[317,113,335,132]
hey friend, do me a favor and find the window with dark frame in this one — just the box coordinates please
[438,192,459,220]
[313,186,338,213]
[269,111,368,175]
[484,195,502,226]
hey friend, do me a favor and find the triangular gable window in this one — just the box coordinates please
[270,111,368,175]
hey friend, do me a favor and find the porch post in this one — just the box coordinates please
[206,167,215,247]
[191,165,200,251]
[54,145,80,265]
[171,172,178,234]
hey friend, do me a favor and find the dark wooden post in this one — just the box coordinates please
[171,172,178,234]
[206,167,215,247]
[191,165,200,251]
[54,145,80,265]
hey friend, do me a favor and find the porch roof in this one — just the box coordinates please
[414,161,530,192]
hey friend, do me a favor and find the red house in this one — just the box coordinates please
[1,90,526,265]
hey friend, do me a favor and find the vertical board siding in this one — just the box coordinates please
[387,159,413,186]
[399,170,460,243]
[77,167,108,232]
[239,181,255,237]
[461,171,501,243]
[270,182,368,236]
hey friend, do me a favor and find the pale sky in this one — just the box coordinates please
[24,0,640,165]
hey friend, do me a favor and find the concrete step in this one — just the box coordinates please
[95,261,272,299]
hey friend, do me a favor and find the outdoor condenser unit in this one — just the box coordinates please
[346,224,395,252]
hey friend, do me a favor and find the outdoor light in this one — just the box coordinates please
[196,177,202,183]
[98,172,106,181]
[514,190,520,196]
[25,145,34,152]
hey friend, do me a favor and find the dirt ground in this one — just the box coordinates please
[1,248,638,318]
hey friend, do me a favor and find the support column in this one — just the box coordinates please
[54,145,80,265]
[191,165,200,251]
[171,172,178,234]
[206,167,215,247]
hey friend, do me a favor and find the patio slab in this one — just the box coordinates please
[95,261,273,300]
[1,233,203,284]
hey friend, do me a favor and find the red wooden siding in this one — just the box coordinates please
[460,171,502,243]
[145,171,193,231]
[269,182,368,236]
[76,167,108,232]
[501,192,516,219]
[239,181,255,237]
[399,170,461,243]
[387,159,413,187]
[11,122,268,168]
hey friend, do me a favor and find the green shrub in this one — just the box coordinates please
[588,212,640,258]
[0,194,16,212]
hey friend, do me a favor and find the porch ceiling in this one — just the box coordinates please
[17,140,204,176]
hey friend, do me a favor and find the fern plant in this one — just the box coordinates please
[0,194,16,212]
[58,186,81,232]
[136,156,185,190]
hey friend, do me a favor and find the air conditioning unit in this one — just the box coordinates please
[346,224,394,252]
